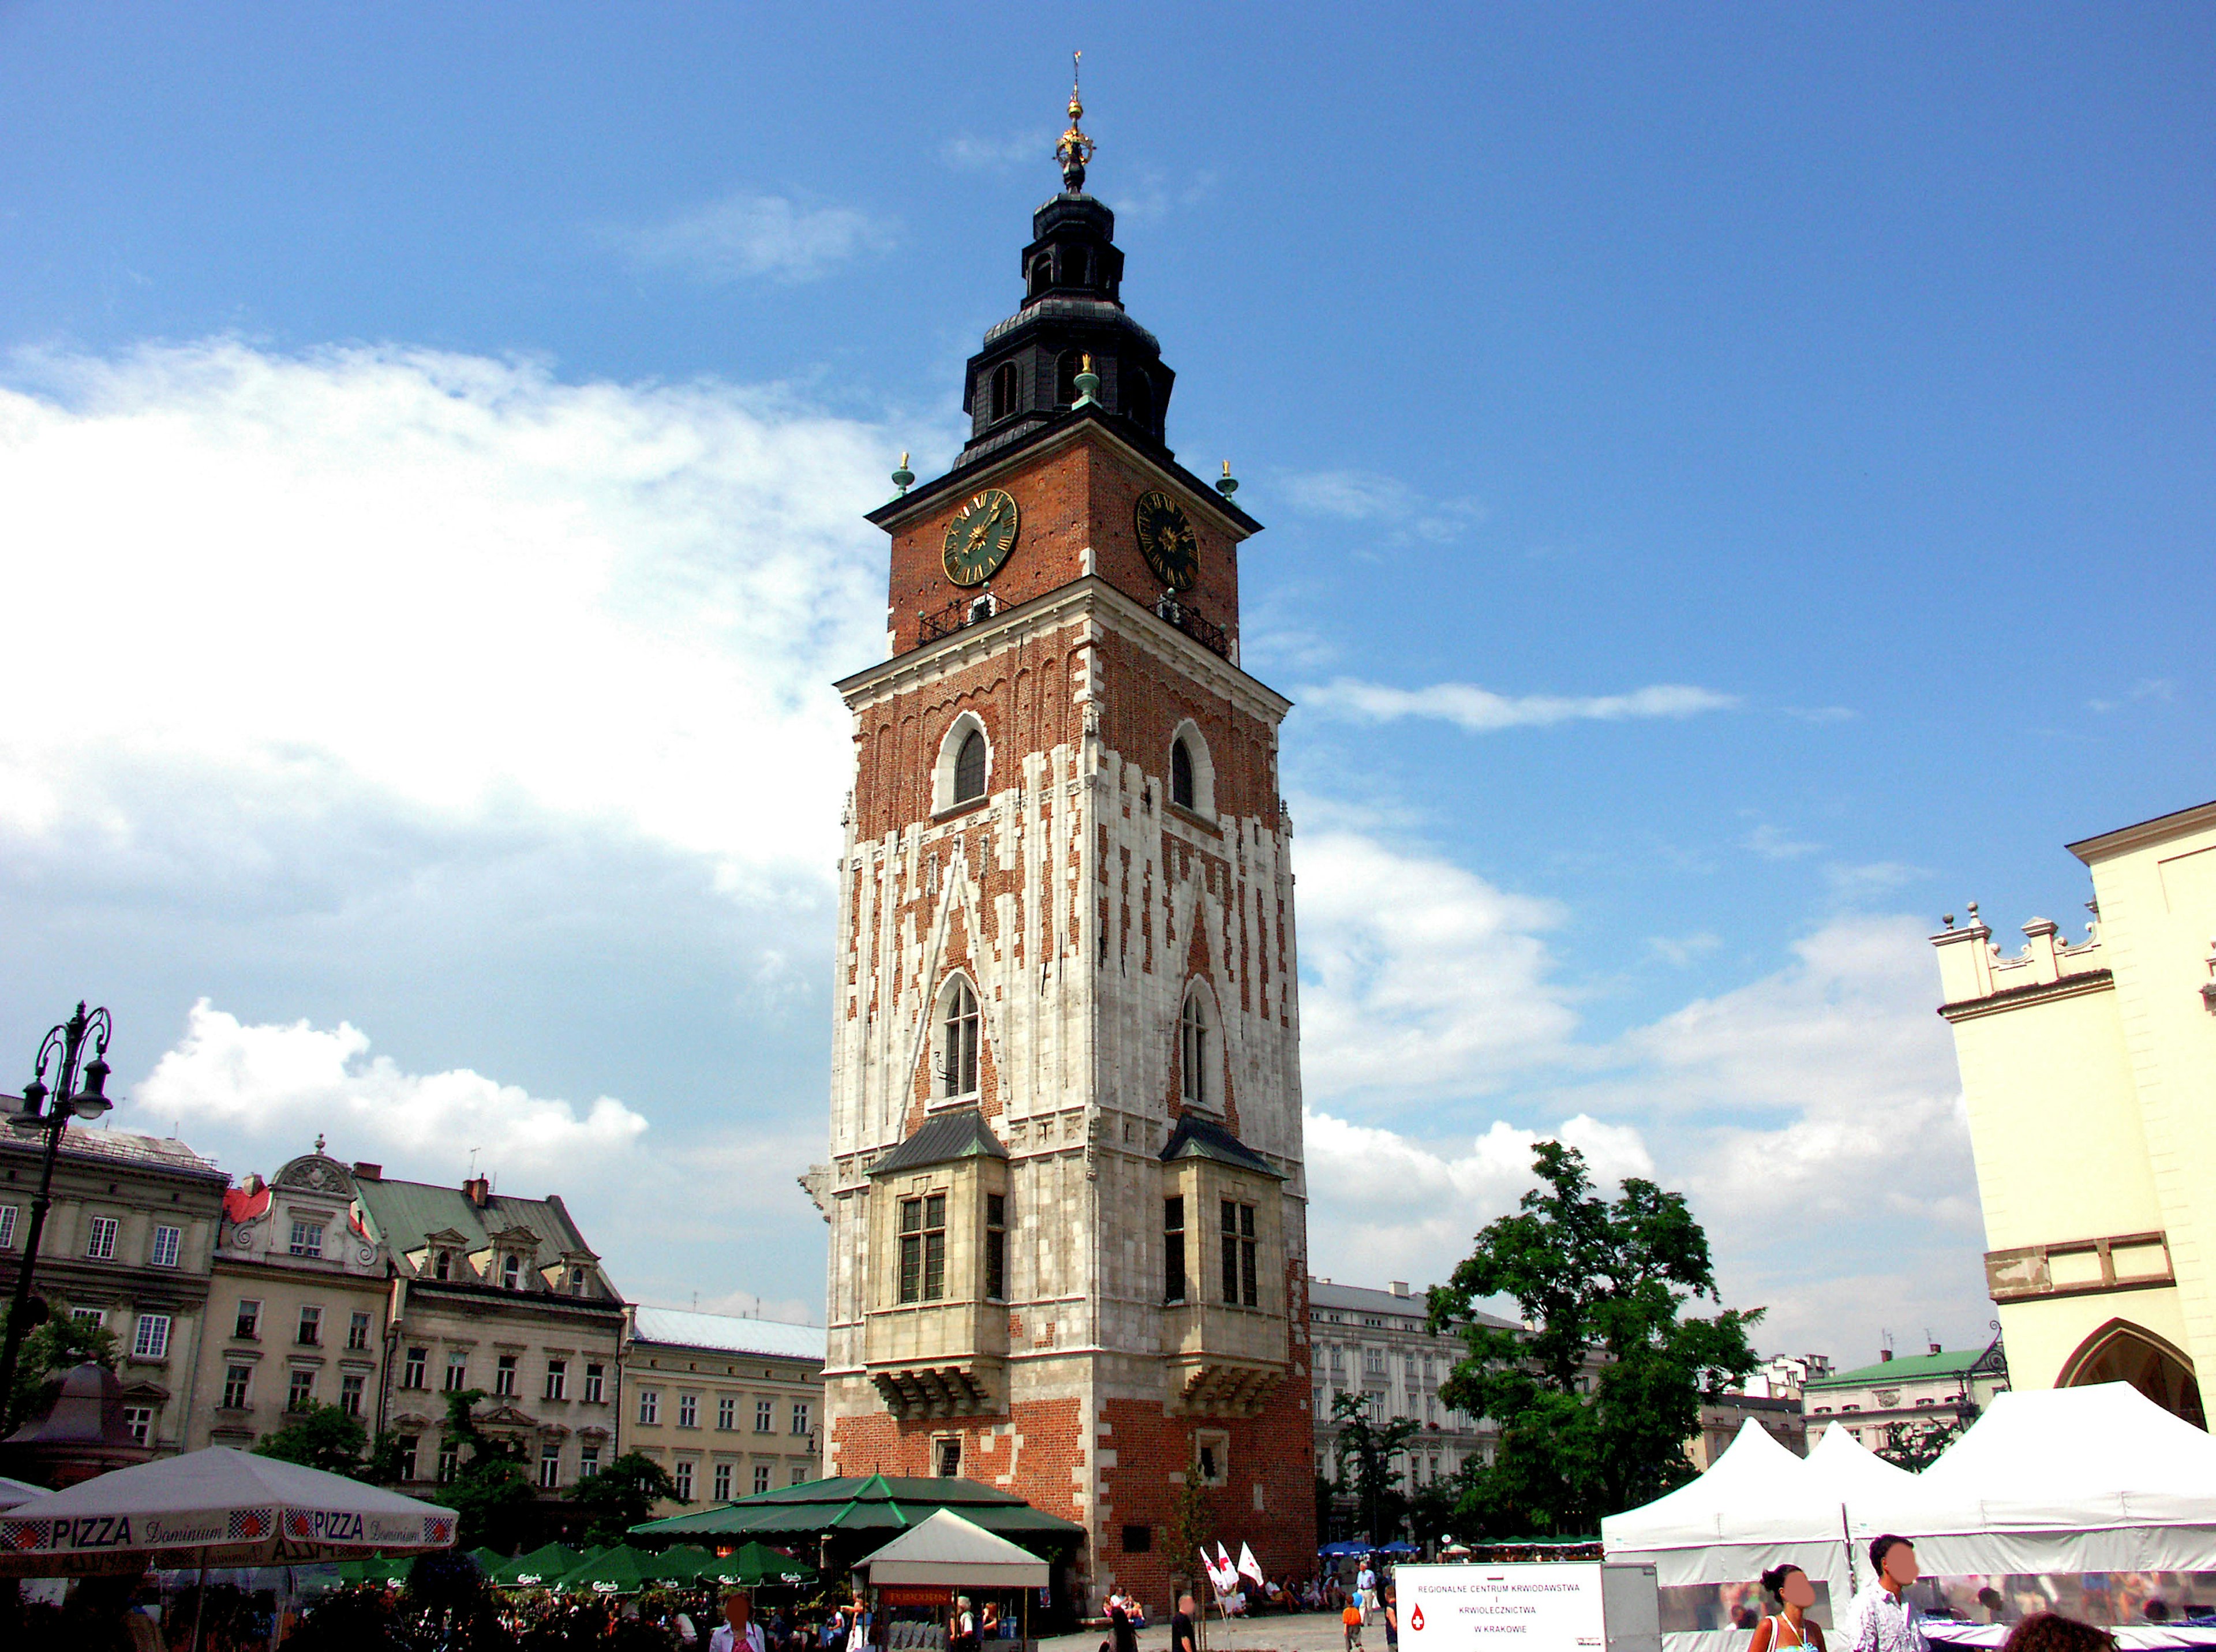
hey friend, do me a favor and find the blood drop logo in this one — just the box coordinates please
[1410,1606,1424,1632]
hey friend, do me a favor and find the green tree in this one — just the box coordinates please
[565,1450,683,1547]
[1,1303,119,1436]
[437,1388,538,1552]
[1877,1416,1963,1471]
[255,1402,369,1475]
[1427,1140,1763,1537]
[1407,1475,1461,1549]
[1330,1392,1417,1544]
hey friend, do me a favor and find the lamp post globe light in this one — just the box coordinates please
[0,1002,116,1414]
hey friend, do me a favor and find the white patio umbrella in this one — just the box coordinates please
[0,1475,50,1512]
[0,1446,458,1650]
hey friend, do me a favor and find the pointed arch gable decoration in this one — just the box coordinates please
[2058,1317,2207,1428]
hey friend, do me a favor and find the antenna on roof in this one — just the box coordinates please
[468,1147,479,1177]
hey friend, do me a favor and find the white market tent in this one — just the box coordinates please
[1601,1419,1859,1603]
[1859,1383,2216,1578]
[856,1508,1050,1589]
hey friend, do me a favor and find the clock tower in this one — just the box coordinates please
[814,76,1314,1606]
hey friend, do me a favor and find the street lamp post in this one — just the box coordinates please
[0,1002,117,1417]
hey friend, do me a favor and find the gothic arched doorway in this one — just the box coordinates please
[2058,1318,2207,1428]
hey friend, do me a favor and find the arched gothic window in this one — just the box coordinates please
[941,977,980,1100]
[434,1250,451,1281]
[1171,737,1196,811]
[501,1255,520,1289]
[1030,255,1052,296]
[990,362,1019,422]
[1181,987,1213,1110]
[954,729,987,804]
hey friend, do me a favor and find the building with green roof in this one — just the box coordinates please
[351,1165,627,1535]
[1803,1339,2008,1461]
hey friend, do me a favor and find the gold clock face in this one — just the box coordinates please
[941,488,1020,587]
[1134,490,1199,591]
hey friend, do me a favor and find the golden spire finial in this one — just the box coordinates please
[1056,50,1096,193]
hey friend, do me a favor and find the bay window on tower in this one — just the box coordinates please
[897,1193,946,1304]
[1222,1200,1258,1308]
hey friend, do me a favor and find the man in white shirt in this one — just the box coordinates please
[712,1591,768,1652]
[1845,1535,1928,1652]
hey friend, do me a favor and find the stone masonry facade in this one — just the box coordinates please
[818,389,1313,1608]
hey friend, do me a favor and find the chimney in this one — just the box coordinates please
[1929,1341,1943,1357]
[1879,1348,1893,1362]
[463,1175,490,1207]
[1390,1281,1410,1298]
[352,1162,383,1181]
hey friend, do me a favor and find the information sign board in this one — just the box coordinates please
[1398,1563,1608,1652]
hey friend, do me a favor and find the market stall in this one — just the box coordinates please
[855,1509,1049,1652]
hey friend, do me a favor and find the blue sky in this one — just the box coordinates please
[1,5,2208,1357]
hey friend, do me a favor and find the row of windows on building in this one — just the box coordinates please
[887,1190,1262,1310]
[381,1434,812,1499]
[634,1389,811,1435]
[230,1298,375,1350]
[1163,1198,1259,1308]
[423,1244,590,1295]
[219,1362,372,1418]
[1,1204,187,1267]
[940,727,1206,815]
[930,972,1221,1108]
[394,1346,608,1403]
[980,351,1155,431]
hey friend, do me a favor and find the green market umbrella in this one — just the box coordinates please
[493,1542,581,1587]
[468,1547,505,1574]
[646,1545,724,1586]
[555,1544,686,1594]
[335,1553,414,1585]
[702,1541,819,1587]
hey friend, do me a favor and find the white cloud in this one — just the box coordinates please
[610,191,892,283]
[131,999,649,1181]
[1275,469,1485,542]
[1302,677,1740,733]
[1746,821,1824,860]
[1648,931,1723,968]
[1305,1108,1654,1287]
[0,339,910,897]
[940,131,1053,172]
[1294,830,1576,1102]
[1297,887,1983,1355]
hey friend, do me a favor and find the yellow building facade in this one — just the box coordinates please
[1934,798,2216,1425]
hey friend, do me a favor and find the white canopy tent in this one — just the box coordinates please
[856,1508,1050,1589]
[1858,1383,2216,1578]
[0,1475,50,1512]
[1601,1419,1859,1604]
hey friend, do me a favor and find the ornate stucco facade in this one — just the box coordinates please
[1934,797,2216,1425]
[811,137,1315,1606]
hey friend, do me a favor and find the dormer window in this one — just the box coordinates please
[940,977,980,1100]
[501,1254,521,1289]
[568,1266,587,1297]
[433,1250,451,1280]
[990,361,1018,422]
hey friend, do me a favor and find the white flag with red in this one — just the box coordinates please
[1237,1542,1263,1585]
